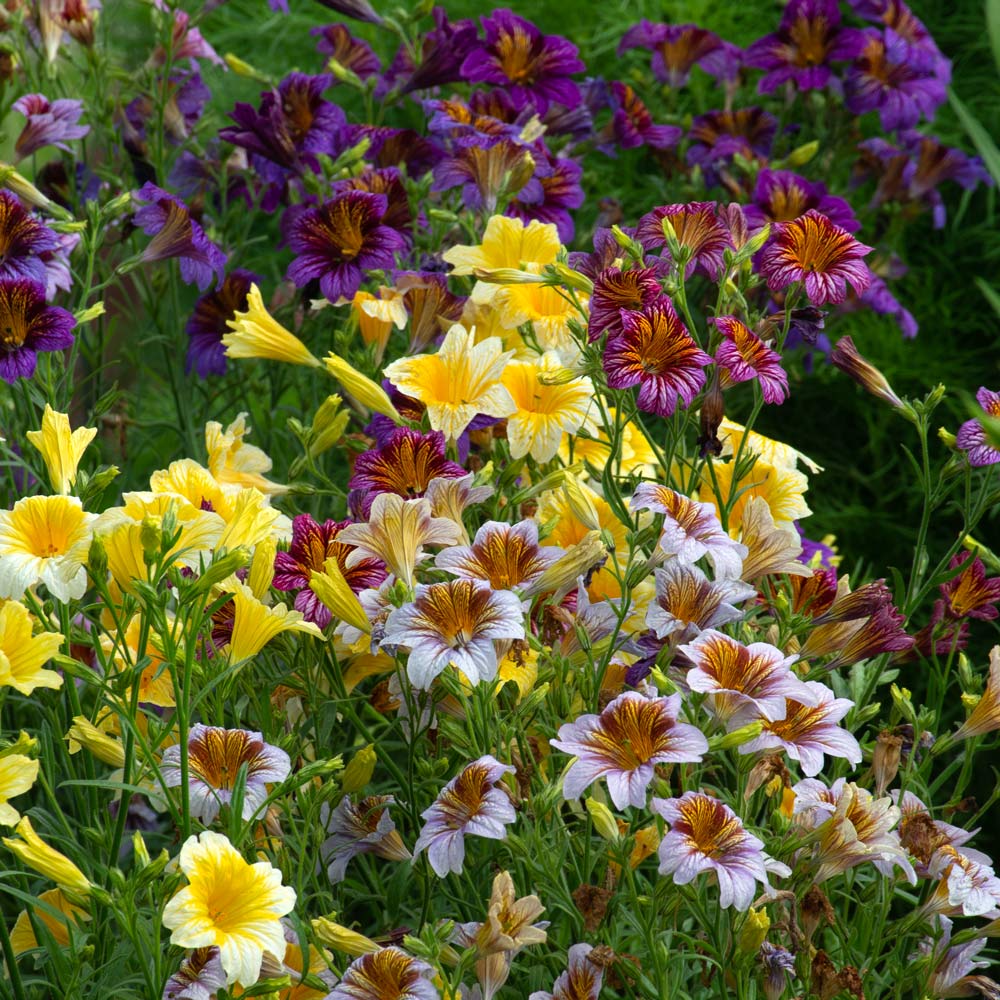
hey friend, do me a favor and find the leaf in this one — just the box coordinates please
[975,276,1000,318]
[989,0,1000,73]
[949,89,1000,186]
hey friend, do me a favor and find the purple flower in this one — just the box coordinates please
[312,0,383,24]
[157,10,223,68]
[414,755,516,877]
[760,943,796,1000]
[335,167,414,240]
[551,691,707,809]
[383,580,525,691]
[0,191,61,286]
[132,183,226,291]
[841,272,917,339]
[617,21,732,87]
[0,278,75,383]
[848,0,951,81]
[185,268,257,378]
[163,948,227,1000]
[744,0,866,94]
[844,29,946,131]
[312,23,380,80]
[327,949,440,1000]
[160,724,291,825]
[588,266,669,342]
[712,316,789,404]
[738,680,861,776]
[652,791,790,909]
[635,202,732,279]
[567,226,636,281]
[394,271,465,353]
[346,125,444,177]
[646,562,755,644]
[432,135,539,216]
[529,944,603,1000]
[460,9,585,114]
[506,150,584,243]
[321,794,411,883]
[687,108,778,181]
[607,81,682,151]
[285,190,406,303]
[392,8,479,95]
[39,231,79,301]
[921,918,996,1000]
[423,97,522,146]
[12,94,89,159]
[745,169,860,233]
[603,304,712,418]
[957,388,1000,468]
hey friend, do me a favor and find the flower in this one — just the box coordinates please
[185,269,257,378]
[501,352,594,462]
[0,752,39,826]
[326,947,440,1000]
[603,304,711,418]
[337,494,463,589]
[324,354,403,422]
[0,601,63,694]
[414,755,515,877]
[551,692,707,809]
[529,943,603,1000]
[924,847,1000,919]
[687,108,778,180]
[321,794,411,883]
[739,681,861,775]
[588,266,667,342]
[382,579,525,690]
[0,277,75,382]
[435,520,562,593]
[617,21,730,86]
[432,137,538,218]
[313,23,381,80]
[652,792,789,910]
[954,646,1000,741]
[162,948,228,1000]
[221,581,324,664]
[738,497,813,581]
[940,552,1000,621]
[205,414,285,498]
[646,562,756,643]
[744,169,860,232]
[460,10,584,113]
[680,629,812,727]
[921,918,997,1000]
[744,0,866,93]
[3,816,90,893]
[10,888,88,954]
[132,183,225,292]
[0,494,94,602]
[223,283,321,368]
[162,830,296,986]
[311,917,379,957]
[491,279,587,356]
[0,191,61,285]
[956,387,1000,468]
[712,318,789,405]
[286,191,407,304]
[12,94,89,159]
[25,404,96,494]
[630,484,748,579]
[758,210,872,305]
[607,81,682,151]
[829,335,906,410]
[635,202,732,279]
[383,324,515,442]
[161,725,291,825]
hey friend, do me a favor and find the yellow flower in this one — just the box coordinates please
[0,753,39,826]
[502,353,594,463]
[323,353,403,422]
[340,745,376,793]
[492,283,588,356]
[0,600,64,695]
[955,645,1000,741]
[99,615,176,707]
[383,324,515,442]
[162,830,296,986]
[0,495,95,602]
[10,888,88,953]
[700,454,811,536]
[3,816,91,893]
[224,284,321,368]
[311,915,379,956]
[442,215,560,304]
[25,405,97,495]
[559,407,659,480]
[216,488,283,552]
[149,458,230,516]
[309,557,371,634]
[498,643,538,700]
[205,414,286,496]
[352,288,407,362]
[65,716,126,768]
[738,496,813,581]
[225,581,324,664]
[718,418,822,473]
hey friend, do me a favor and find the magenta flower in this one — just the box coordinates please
[161,724,291,825]
[757,209,872,306]
[529,944,603,1000]
[286,190,407,303]
[604,304,712,418]
[185,268,257,378]
[383,580,525,691]
[712,316,789,405]
[940,551,1000,621]
[744,169,860,233]
[738,680,861,776]
[608,82,682,151]
[132,183,226,292]
[588,265,669,342]
[414,755,515,877]
[956,388,1000,468]
[635,202,732,279]
[551,692,707,809]
[506,152,584,244]
[630,483,748,579]
[321,794,411,884]
[460,10,585,113]
[744,0,866,93]
[687,107,778,181]
[12,94,89,160]
[646,562,756,643]
[652,791,790,910]
[273,514,387,629]
[617,21,733,87]
[0,191,61,286]
[0,278,75,383]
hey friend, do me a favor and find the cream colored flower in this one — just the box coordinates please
[205,414,286,496]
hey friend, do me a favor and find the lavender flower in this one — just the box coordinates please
[414,755,515,877]
[529,943,603,1000]
[646,562,755,643]
[0,191,61,286]
[163,947,227,1000]
[607,82,682,151]
[321,794,411,883]
[0,278,75,383]
[956,388,1000,468]
[327,948,440,1000]
[12,94,89,160]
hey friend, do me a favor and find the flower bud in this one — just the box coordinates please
[65,717,125,768]
[830,336,913,419]
[709,721,763,752]
[737,907,770,954]
[341,745,376,793]
[324,353,402,422]
[784,140,819,167]
[585,797,620,842]
[872,729,903,795]
[310,558,371,634]
[311,916,379,956]
[3,817,91,893]
[890,683,917,725]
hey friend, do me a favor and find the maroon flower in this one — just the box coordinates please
[940,552,1000,622]
[0,278,75,383]
[588,266,668,342]
[0,191,61,287]
[617,21,735,86]
[12,94,89,160]
[311,23,380,81]
[273,514,387,628]
[956,388,1000,468]
[757,209,872,305]
[826,601,914,669]
[687,108,778,180]
[744,169,860,233]
[285,190,407,303]
[460,9,585,113]
[603,304,712,417]
[712,316,789,404]
[636,202,732,279]
[607,81,682,151]
[185,268,257,378]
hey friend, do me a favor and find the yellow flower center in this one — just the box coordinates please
[496,28,537,83]
[679,795,745,858]
[789,14,830,66]
[7,496,86,558]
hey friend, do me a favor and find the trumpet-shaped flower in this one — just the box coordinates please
[221,581,324,663]
[699,454,811,535]
[0,600,64,694]
[551,692,708,809]
[617,21,730,86]
[646,562,755,643]
[635,202,732,279]
[327,947,440,1000]
[162,830,296,986]
[10,888,88,954]
[3,816,90,892]
[924,847,1000,919]
[162,948,228,1000]
[414,755,515,877]
[25,405,96,495]
[185,268,257,378]
[529,943,603,1000]
[223,284,321,368]
[491,282,588,357]
[738,496,813,581]
[205,413,285,497]
[0,277,76,383]
[0,191,61,286]
[321,794,411,884]
[588,266,667,342]
[383,324,515,442]
[954,646,1000,741]
[0,753,39,825]
[161,725,291,825]
[382,579,525,690]
[652,791,790,910]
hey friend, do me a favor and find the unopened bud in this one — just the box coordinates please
[341,745,376,793]
[785,140,820,167]
[890,683,916,725]
[585,797,620,841]
[311,916,380,955]
[74,301,105,326]
[830,336,911,418]
[737,907,770,953]
[872,729,903,796]
[709,721,763,752]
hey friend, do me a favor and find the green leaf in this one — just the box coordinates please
[975,276,1000,318]
[949,89,1000,186]
[989,0,1000,72]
